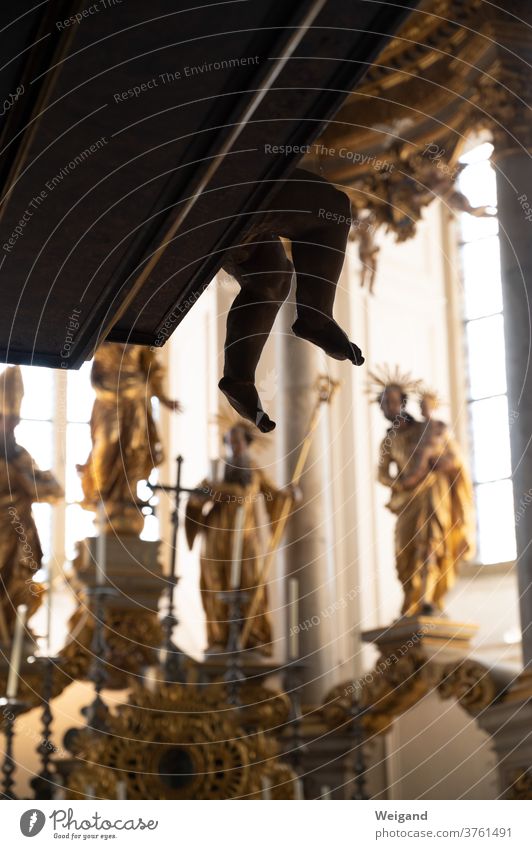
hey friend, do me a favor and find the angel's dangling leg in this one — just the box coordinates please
[220,238,293,432]
[275,169,364,365]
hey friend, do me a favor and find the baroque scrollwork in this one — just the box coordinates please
[302,0,532,289]
[59,605,163,690]
[507,769,532,801]
[438,659,502,716]
[63,681,297,800]
[323,650,505,737]
[323,647,434,735]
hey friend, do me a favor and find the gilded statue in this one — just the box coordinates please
[370,366,475,617]
[220,168,364,433]
[350,211,380,294]
[77,342,181,534]
[185,414,298,654]
[347,151,497,282]
[0,366,63,643]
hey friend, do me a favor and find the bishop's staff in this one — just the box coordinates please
[240,375,339,649]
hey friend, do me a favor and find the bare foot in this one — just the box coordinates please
[218,376,276,433]
[292,316,364,365]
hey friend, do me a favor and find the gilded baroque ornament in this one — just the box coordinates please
[507,770,532,801]
[323,649,504,737]
[236,681,292,730]
[66,764,119,802]
[64,681,297,800]
[300,0,532,288]
[59,605,163,690]
[437,659,502,716]
[323,647,434,735]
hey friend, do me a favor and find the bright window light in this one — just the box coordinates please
[459,144,516,564]
[13,359,161,566]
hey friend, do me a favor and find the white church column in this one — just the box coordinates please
[277,287,339,701]
[487,5,532,667]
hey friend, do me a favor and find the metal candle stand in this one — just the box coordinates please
[147,455,205,684]
[159,576,184,683]
[218,590,250,706]
[350,695,369,800]
[82,585,117,732]
[284,661,306,779]
[29,655,63,800]
[0,697,28,799]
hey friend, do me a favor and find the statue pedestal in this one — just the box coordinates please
[74,535,165,611]
[60,535,167,688]
[362,616,479,662]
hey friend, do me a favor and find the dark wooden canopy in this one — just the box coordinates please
[0,0,415,368]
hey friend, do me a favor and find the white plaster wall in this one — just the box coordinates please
[387,691,499,800]
[447,565,522,671]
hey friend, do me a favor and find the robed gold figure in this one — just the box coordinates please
[185,420,295,654]
[371,367,475,617]
[77,343,181,534]
[0,366,63,642]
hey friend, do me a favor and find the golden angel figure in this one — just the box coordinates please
[185,417,296,654]
[0,366,63,642]
[370,366,475,617]
[77,342,181,534]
